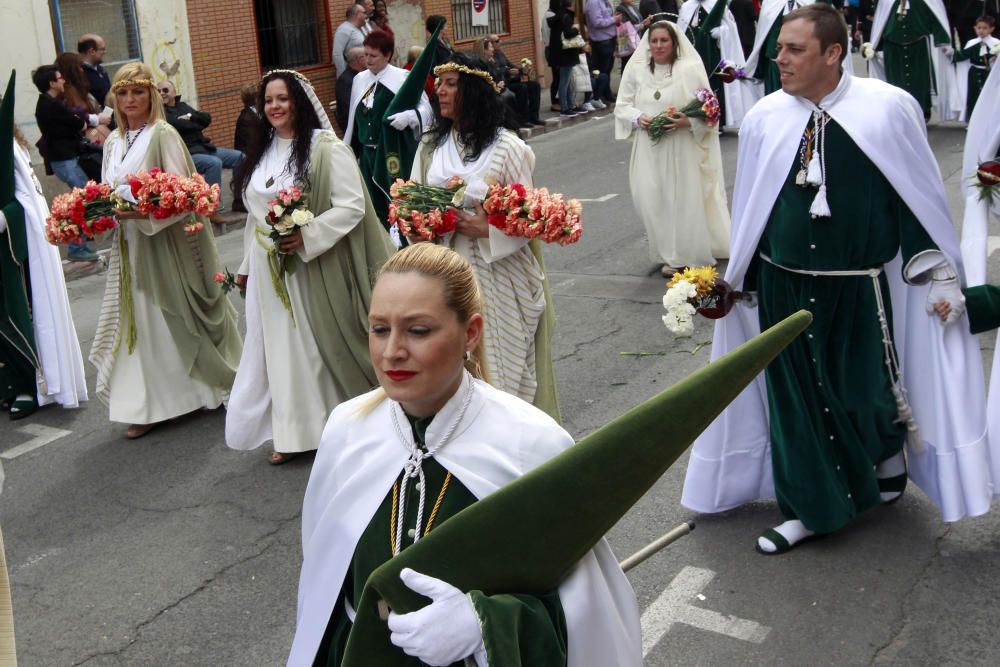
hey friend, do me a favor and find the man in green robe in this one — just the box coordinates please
[0,76,40,419]
[872,0,951,120]
[682,4,980,553]
[679,0,730,123]
[951,16,998,121]
[749,0,838,95]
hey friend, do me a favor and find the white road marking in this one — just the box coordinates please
[641,566,771,656]
[1,424,73,460]
[988,236,1000,257]
[577,193,619,203]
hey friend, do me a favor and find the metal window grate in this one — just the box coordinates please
[450,0,509,42]
[51,0,141,66]
[254,0,325,70]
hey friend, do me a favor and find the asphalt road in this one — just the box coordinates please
[2,110,999,666]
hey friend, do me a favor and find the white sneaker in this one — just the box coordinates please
[591,99,607,110]
[580,102,595,112]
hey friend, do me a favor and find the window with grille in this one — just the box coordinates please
[450,0,510,42]
[51,0,142,66]
[254,0,329,69]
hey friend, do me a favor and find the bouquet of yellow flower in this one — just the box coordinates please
[662,266,751,336]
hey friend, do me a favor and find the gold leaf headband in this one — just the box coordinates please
[262,69,314,87]
[110,78,155,94]
[432,63,501,94]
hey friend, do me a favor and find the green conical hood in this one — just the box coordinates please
[1,72,16,206]
[341,310,812,665]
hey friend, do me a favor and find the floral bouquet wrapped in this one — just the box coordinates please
[714,59,748,84]
[648,88,721,143]
[45,181,117,245]
[662,266,753,336]
[387,177,464,241]
[483,182,584,246]
[519,58,536,81]
[265,185,314,241]
[125,168,219,234]
[973,159,1000,206]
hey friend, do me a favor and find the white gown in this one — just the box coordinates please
[10,141,88,408]
[100,129,224,424]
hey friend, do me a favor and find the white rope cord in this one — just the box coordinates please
[390,373,475,555]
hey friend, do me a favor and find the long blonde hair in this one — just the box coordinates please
[358,244,492,415]
[110,62,165,135]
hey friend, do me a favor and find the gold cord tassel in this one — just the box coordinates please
[116,232,138,355]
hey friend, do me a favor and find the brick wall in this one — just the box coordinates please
[422,0,539,64]
[186,0,338,149]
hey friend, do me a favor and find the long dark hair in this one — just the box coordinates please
[233,71,324,198]
[428,53,518,163]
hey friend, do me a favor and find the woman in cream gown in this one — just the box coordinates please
[410,54,560,421]
[614,21,731,275]
[225,70,395,464]
[92,63,242,439]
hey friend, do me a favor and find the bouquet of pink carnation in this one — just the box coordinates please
[387,177,464,241]
[126,168,219,234]
[45,181,117,245]
[648,88,722,143]
[482,182,584,246]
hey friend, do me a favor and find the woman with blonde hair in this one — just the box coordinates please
[90,62,242,439]
[289,243,640,666]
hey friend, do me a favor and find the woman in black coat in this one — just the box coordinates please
[548,0,584,117]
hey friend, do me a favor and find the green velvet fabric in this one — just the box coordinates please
[314,415,566,667]
[354,84,397,229]
[685,4,727,121]
[952,44,992,121]
[340,310,812,666]
[881,0,949,119]
[964,284,1000,335]
[300,133,397,397]
[753,118,937,533]
[0,72,38,401]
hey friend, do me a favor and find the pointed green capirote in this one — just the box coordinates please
[341,309,812,665]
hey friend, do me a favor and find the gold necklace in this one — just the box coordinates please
[389,472,453,554]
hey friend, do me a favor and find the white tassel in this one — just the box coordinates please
[893,387,924,453]
[809,185,831,218]
[806,151,823,185]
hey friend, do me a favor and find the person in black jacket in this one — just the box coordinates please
[489,34,544,126]
[158,80,243,197]
[77,34,111,108]
[549,0,585,116]
[334,47,366,134]
[33,64,99,261]
[231,82,259,213]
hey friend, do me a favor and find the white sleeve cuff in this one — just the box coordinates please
[904,249,950,285]
[631,111,642,128]
[88,114,99,127]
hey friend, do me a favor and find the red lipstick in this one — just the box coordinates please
[385,370,417,381]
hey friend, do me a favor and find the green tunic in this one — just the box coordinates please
[313,414,568,666]
[880,0,949,120]
[952,43,996,121]
[686,4,727,124]
[747,119,937,533]
[352,83,396,231]
[964,284,1000,334]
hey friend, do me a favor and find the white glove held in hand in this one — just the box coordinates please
[926,271,965,326]
[387,568,487,667]
[114,183,138,205]
[388,109,420,131]
[710,27,721,39]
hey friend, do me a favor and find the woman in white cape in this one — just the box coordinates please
[614,21,730,276]
[288,243,640,666]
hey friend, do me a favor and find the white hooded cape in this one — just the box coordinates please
[867,0,959,121]
[677,0,758,128]
[680,74,996,523]
[10,142,87,408]
[342,64,432,148]
[287,374,642,666]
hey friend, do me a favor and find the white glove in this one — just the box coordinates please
[710,27,721,39]
[387,568,487,667]
[388,109,420,131]
[925,265,965,326]
[114,183,138,205]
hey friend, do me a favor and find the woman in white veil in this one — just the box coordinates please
[614,21,730,277]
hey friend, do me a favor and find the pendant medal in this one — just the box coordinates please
[654,90,661,100]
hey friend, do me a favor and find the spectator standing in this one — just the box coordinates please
[360,0,377,36]
[618,0,651,72]
[426,15,454,67]
[371,0,393,38]
[584,0,621,107]
[77,34,110,107]
[333,4,367,74]
[335,46,366,134]
[233,82,259,154]
[55,52,109,180]
[490,33,544,126]
[543,1,561,110]
[550,0,586,116]
[730,0,758,56]
[32,65,99,261]
[158,80,244,204]
[403,46,437,99]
